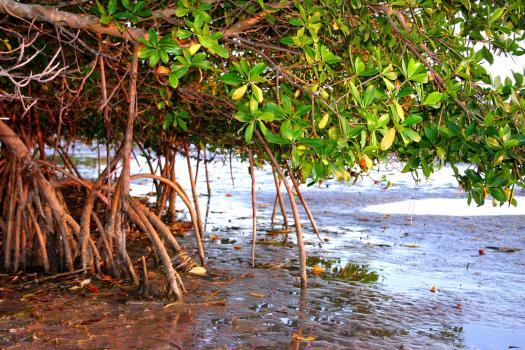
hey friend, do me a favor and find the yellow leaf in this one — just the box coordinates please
[364,154,373,170]
[312,265,325,275]
[319,113,330,129]
[332,22,339,30]
[249,292,265,298]
[430,285,439,293]
[3,39,12,51]
[380,127,396,151]
[232,84,248,100]
[189,266,207,276]
[209,235,220,241]
[394,100,405,121]
[320,89,329,99]
[189,43,201,55]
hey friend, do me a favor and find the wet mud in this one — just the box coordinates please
[1,149,524,349]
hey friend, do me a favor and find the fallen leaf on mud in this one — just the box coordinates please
[87,284,100,293]
[402,243,419,248]
[225,193,233,197]
[486,246,522,253]
[266,229,289,236]
[79,317,105,325]
[312,265,325,275]
[261,262,284,269]
[189,266,207,276]
[101,275,113,282]
[430,285,439,293]
[233,246,241,250]
[80,279,91,288]
[479,248,486,256]
[249,292,265,298]
[209,235,220,241]
[293,333,316,342]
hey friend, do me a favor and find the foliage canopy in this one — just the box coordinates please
[1,0,525,205]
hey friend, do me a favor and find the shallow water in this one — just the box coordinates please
[1,144,524,349]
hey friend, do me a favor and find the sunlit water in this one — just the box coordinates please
[1,143,524,349]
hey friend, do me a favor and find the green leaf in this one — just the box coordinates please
[100,14,112,25]
[108,0,118,14]
[363,85,376,107]
[168,73,179,88]
[220,73,244,86]
[252,84,264,103]
[423,92,442,107]
[265,132,292,145]
[355,56,365,75]
[403,115,423,126]
[489,8,505,24]
[249,97,258,113]
[122,0,132,10]
[159,50,169,64]
[138,47,154,58]
[250,63,266,76]
[301,138,324,147]
[173,65,189,79]
[96,0,106,15]
[148,53,160,67]
[148,28,158,45]
[393,100,405,121]
[489,188,506,202]
[258,111,274,121]
[177,29,193,39]
[234,111,251,122]
[245,122,255,143]
[320,45,341,65]
[211,43,229,58]
[403,129,421,142]
[175,7,191,17]
[349,81,361,105]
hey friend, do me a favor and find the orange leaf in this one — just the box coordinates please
[293,333,316,342]
[156,66,170,75]
[312,265,325,275]
[87,284,100,293]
